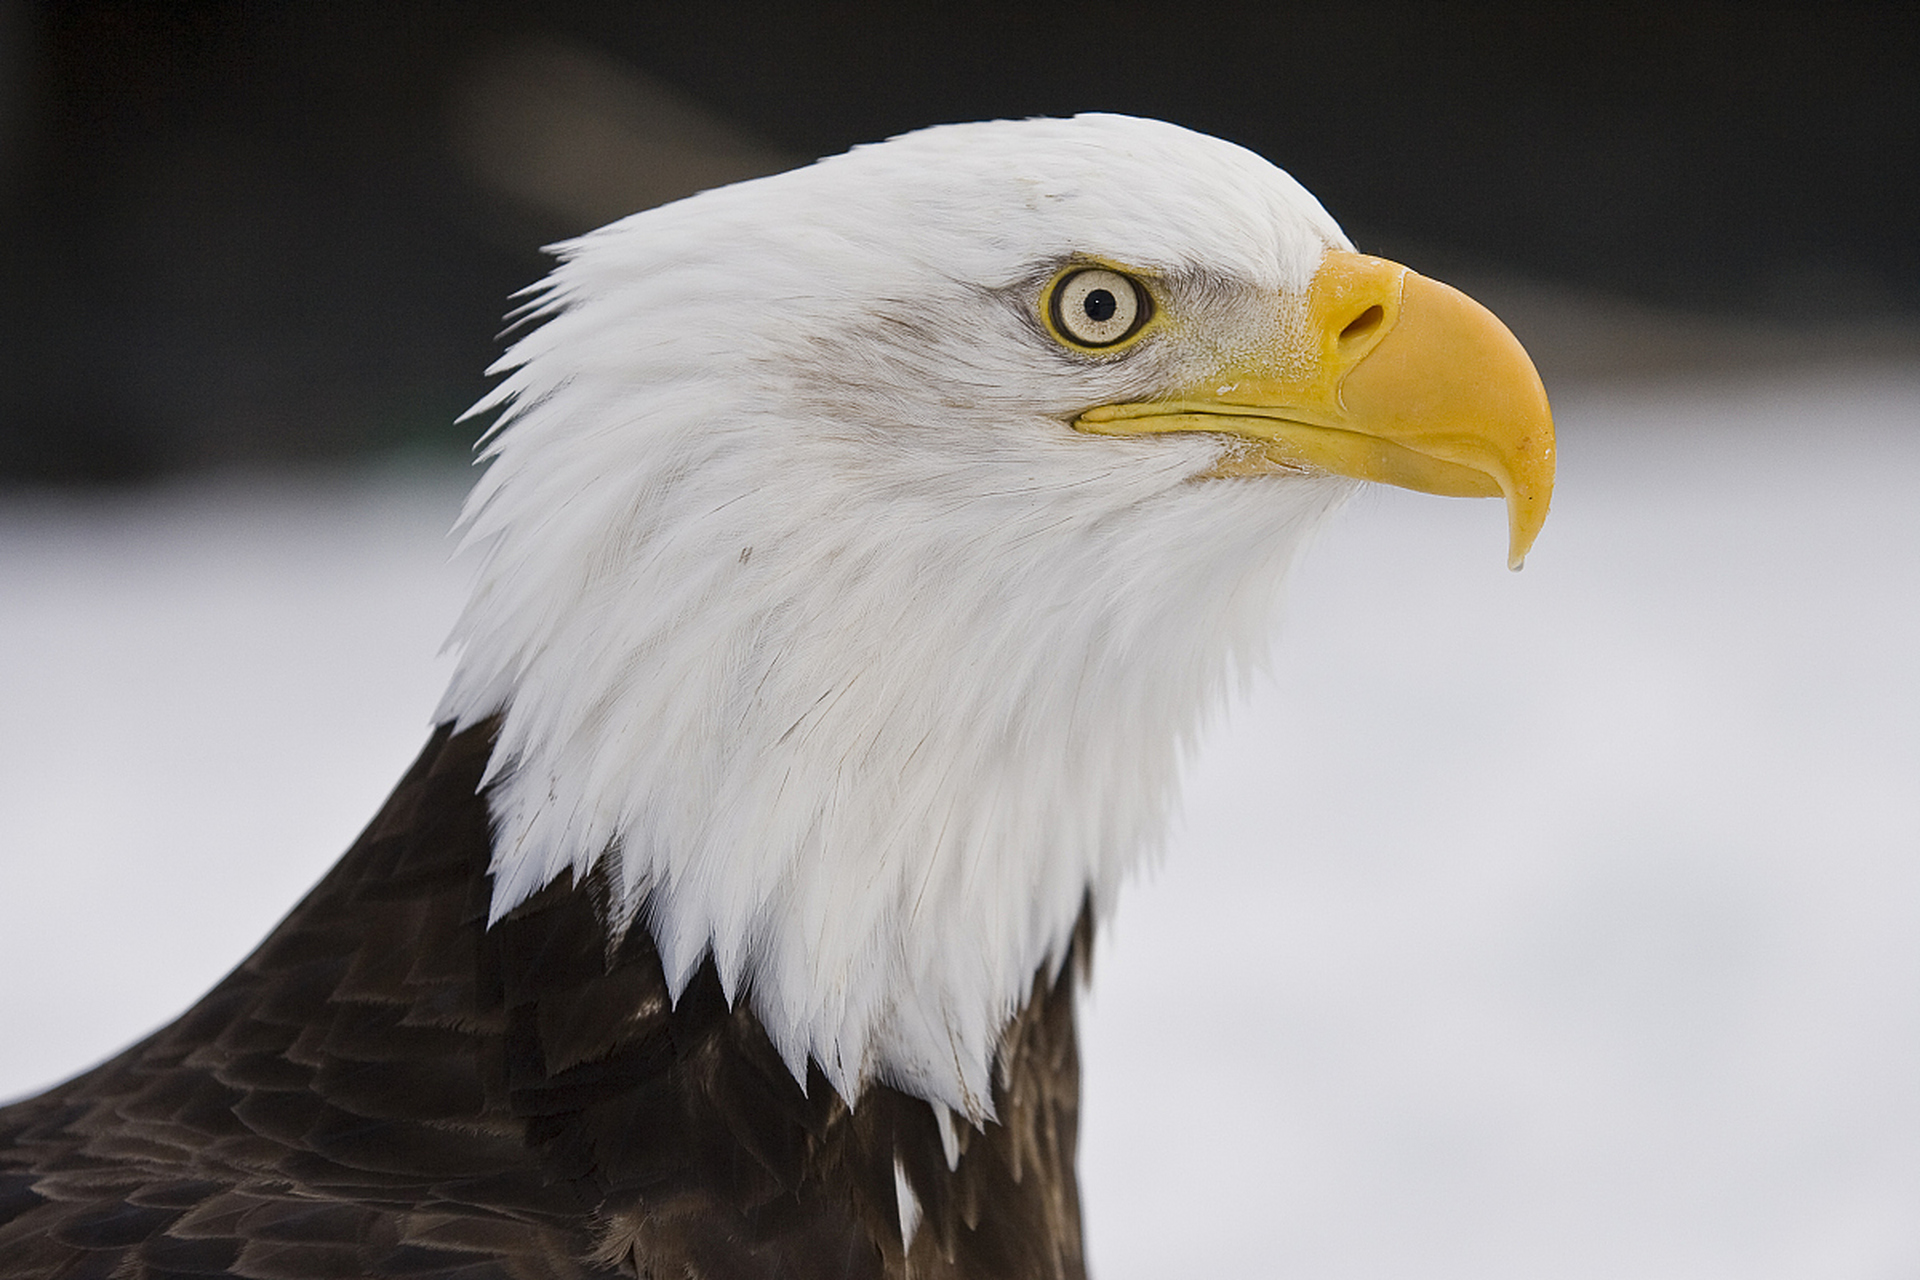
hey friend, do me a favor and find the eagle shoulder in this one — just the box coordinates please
[0,724,1088,1278]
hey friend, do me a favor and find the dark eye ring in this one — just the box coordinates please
[1048,268,1151,349]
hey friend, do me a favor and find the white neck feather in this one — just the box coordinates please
[436,115,1353,1118]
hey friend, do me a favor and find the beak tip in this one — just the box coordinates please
[1503,488,1550,571]
[1505,503,1549,571]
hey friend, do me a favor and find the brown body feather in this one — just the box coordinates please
[0,724,1088,1279]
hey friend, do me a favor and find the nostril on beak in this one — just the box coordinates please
[1338,304,1385,346]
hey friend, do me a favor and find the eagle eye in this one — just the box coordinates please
[1047,267,1151,350]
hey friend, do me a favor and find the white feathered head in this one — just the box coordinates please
[437,114,1553,1116]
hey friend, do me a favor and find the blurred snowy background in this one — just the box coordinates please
[4,5,1919,1277]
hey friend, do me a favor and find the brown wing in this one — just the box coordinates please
[0,723,1088,1279]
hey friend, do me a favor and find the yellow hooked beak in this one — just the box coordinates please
[1075,251,1555,569]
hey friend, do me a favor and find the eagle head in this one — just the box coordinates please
[435,114,1553,1117]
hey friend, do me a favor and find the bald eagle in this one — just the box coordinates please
[0,116,1550,1278]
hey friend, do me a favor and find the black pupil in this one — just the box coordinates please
[1082,288,1118,323]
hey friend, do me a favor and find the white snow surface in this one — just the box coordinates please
[2,366,1918,1277]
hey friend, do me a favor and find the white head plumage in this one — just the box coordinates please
[438,115,1359,1117]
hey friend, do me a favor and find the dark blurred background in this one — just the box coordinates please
[2,1,1915,483]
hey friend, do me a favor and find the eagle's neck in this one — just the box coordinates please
[442,453,1342,1118]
